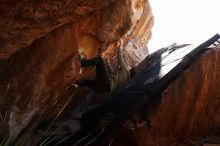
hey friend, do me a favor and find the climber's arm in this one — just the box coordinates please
[79,56,102,67]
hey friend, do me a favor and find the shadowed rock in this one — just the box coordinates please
[0,0,153,143]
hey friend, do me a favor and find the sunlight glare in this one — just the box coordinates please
[148,0,220,53]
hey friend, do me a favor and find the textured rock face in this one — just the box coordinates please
[134,47,220,146]
[0,0,115,59]
[0,0,153,141]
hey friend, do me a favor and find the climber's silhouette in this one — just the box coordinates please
[77,40,135,93]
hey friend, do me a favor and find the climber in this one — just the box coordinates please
[77,40,135,93]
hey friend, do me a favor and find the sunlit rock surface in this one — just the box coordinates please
[0,0,153,142]
[133,47,220,146]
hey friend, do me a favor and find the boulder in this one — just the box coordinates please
[0,0,153,142]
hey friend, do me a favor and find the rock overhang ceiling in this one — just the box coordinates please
[0,0,153,142]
